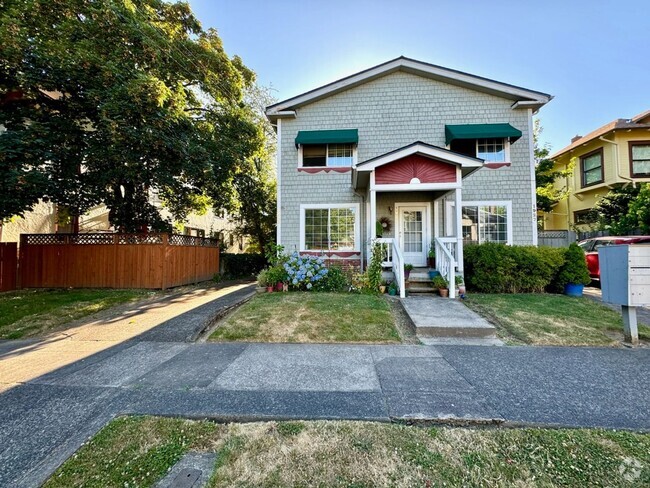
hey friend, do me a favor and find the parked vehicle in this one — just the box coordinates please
[578,236,650,281]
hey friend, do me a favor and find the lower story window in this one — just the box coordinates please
[301,204,358,251]
[462,202,511,245]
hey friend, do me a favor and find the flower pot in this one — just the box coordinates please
[458,285,466,296]
[439,288,449,298]
[266,286,274,293]
[388,288,397,296]
[404,270,411,280]
[282,283,289,292]
[379,285,386,294]
[564,283,584,297]
[427,257,436,268]
[428,270,440,279]
[276,282,283,292]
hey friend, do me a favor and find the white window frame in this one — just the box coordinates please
[298,144,358,168]
[476,138,510,163]
[461,200,513,245]
[300,203,361,252]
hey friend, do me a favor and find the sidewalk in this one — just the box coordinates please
[1,341,648,487]
[0,283,255,392]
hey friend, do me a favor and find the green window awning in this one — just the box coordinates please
[295,129,358,146]
[445,123,522,145]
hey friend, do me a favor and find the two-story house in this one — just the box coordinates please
[266,57,552,296]
[542,110,650,231]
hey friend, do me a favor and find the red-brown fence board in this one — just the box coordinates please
[0,243,18,292]
[18,233,219,289]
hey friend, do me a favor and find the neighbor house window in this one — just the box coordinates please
[629,142,650,177]
[580,149,604,187]
[301,144,354,167]
[462,202,511,245]
[301,204,359,251]
[574,209,596,225]
[477,138,508,162]
[184,227,205,237]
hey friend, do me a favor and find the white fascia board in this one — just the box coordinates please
[266,57,551,114]
[372,182,461,192]
[357,144,483,171]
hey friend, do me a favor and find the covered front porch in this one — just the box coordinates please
[352,142,484,298]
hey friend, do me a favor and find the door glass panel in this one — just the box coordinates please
[403,210,423,253]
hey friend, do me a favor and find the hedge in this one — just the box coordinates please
[220,253,267,278]
[464,243,565,293]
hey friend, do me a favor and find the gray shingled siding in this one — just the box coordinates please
[279,71,535,252]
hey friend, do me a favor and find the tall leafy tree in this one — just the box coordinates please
[0,0,263,231]
[534,119,573,212]
[593,183,649,235]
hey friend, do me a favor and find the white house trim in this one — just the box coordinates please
[298,143,358,168]
[266,57,552,120]
[372,182,462,192]
[527,108,538,245]
[462,200,514,245]
[299,203,361,253]
[356,142,483,172]
[276,118,282,246]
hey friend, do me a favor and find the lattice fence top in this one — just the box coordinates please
[22,233,219,247]
[538,230,570,238]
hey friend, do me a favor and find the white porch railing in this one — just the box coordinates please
[435,237,456,299]
[376,238,406,298]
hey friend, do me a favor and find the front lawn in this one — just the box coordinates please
[0,288,150,339]
[209,292,402,343]
[45,416,650,487]
[465,293,650,346]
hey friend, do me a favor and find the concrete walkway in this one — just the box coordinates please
[0,283,255,392]
[1,340,648,487]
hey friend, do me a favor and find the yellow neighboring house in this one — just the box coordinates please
[0,198,249,253]
[542,110,650,231]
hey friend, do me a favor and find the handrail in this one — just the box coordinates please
[375,237,405,298]
[435,237,456,299]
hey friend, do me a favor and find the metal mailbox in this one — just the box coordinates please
[599,244,650,344]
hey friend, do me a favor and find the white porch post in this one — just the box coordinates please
[455,187,463,273]
[368,171,377,267]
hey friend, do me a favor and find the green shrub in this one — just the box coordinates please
[257,268,270,287]
[313,266,350,292]
[366,242,383,292]
[221,253,266,278]
[464,243,565,293]
[557,243,591,287]
[266,265,288,286]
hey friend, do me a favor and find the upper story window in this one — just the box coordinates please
[301,143,354,167]
[449,138,510,163]
[477,138,508,162]
[580,148,604,187]
[629,142,650,177]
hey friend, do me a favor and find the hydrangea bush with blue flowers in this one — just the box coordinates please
[283,252,328,290]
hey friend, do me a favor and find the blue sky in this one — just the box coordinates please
[189,0,649,152]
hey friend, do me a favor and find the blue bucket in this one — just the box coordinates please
[564,283,584,297]
[428,270,440,279]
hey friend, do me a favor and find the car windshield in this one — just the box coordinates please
[578,241,593,251]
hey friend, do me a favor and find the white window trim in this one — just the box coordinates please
[298,144,358,168]
[299,203,361,252]
[476,138,511,163]
[461,200,513,245]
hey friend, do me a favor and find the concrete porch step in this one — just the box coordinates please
[400,296,497,339]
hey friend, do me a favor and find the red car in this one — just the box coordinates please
[578,236,650,281]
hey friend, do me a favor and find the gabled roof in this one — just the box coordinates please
[352,141,484,189]
[266,56,552,121]
[551,109,650,159]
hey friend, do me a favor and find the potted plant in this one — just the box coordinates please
[456,275,466,296]
[404,263,414,280]
[558,243,591,297]
[388,281,398,296]
[257,269,274,293]
[266,265,288,293]
[431,275,449,297]
[379,280,387,294]
[427,244,436,268]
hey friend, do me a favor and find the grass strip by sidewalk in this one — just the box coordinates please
[209,292,401,343]
[464,293,650,346]
[45,416,650,487]
[0,289,150,339]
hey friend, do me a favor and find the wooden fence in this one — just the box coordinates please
[19,233,219,289]
[0,243,17,292]
[538,230,577,248]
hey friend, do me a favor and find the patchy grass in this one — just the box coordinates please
[45,416,650,487]
[464,293,650,346]
[0,288,150,339]
[209,292,401,343]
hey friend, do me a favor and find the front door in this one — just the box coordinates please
[397,204,428,267]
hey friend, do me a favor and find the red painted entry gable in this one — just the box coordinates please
[374,154,457,185]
